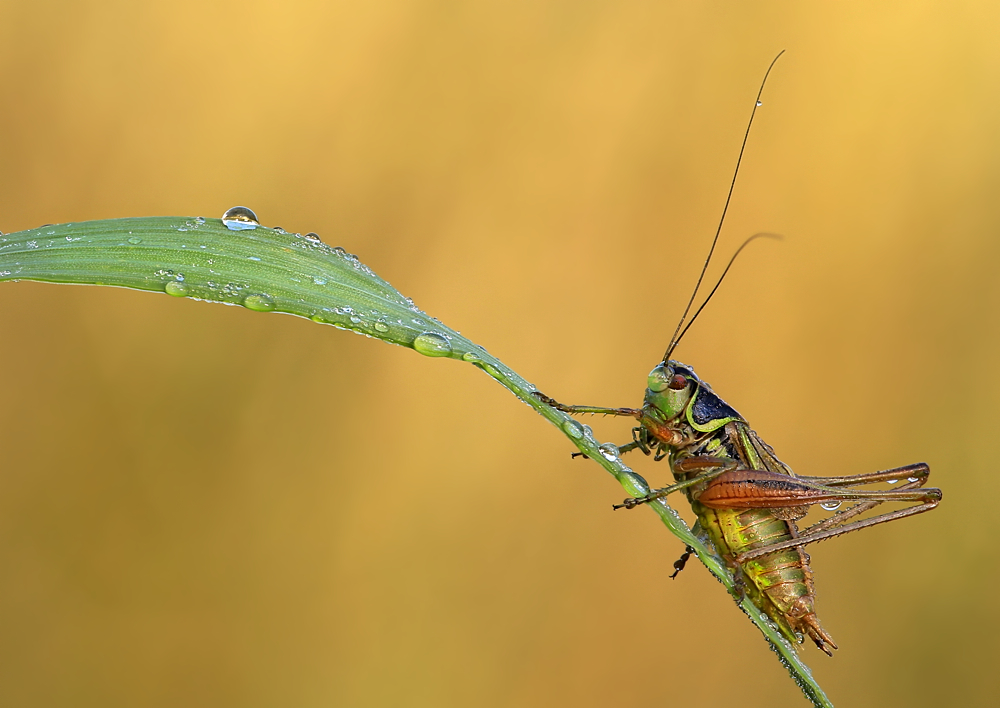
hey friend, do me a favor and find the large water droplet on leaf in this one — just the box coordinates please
[222,206,260,231]
[243,293,276,312]
[165,281,189,297]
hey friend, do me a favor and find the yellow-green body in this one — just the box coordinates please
[642,362,834,651]
[680,422,819,646]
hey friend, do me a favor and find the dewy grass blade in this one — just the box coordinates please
[0,215,833,708]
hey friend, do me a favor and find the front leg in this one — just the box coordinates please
[532,391,642,418]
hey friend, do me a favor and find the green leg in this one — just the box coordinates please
[614,457,740,509]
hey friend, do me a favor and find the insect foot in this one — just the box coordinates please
[728,565,747,603]
[612,496,649,510]
[531,391,558,406]
[669,546,696,579]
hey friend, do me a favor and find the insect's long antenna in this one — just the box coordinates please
[663,50,785,363]
[669,232,782,353]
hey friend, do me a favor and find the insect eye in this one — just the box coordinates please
[668,375,688,390]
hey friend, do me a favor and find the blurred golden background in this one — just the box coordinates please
[0,2,995,706]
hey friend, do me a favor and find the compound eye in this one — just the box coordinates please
[668,374,688,390]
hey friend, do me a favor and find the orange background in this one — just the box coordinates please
[0,2,995,706]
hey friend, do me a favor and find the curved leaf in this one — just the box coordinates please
[0,216,833,707]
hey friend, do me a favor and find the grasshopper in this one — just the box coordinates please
[533,54,942,654]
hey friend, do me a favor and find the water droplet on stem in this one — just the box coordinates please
[599,443,619,461]
[412,332,452,357]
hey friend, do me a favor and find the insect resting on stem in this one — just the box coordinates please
[533,51,942,655]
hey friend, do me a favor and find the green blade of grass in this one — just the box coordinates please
[0,215,833,708]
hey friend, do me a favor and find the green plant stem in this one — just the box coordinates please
[470,350,832,708]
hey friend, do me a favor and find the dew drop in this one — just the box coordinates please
[305,232,322,243]
[222,206,260,231]
[310,315,325,323]
[312,275,327,286]
[907,476,919,483]
[620,470,650,496]
[412,332,452,357]
[820,501,842,511]
[350,316,362,324]
[599,443,620,461]
[127,236,142,245]
[243,293,276,312]
[562,419,584,439]
[756,100,763,107]
[165,281,189,297]
[373,320,390,333]
[888,479,898,485]
[462,351,479,363]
